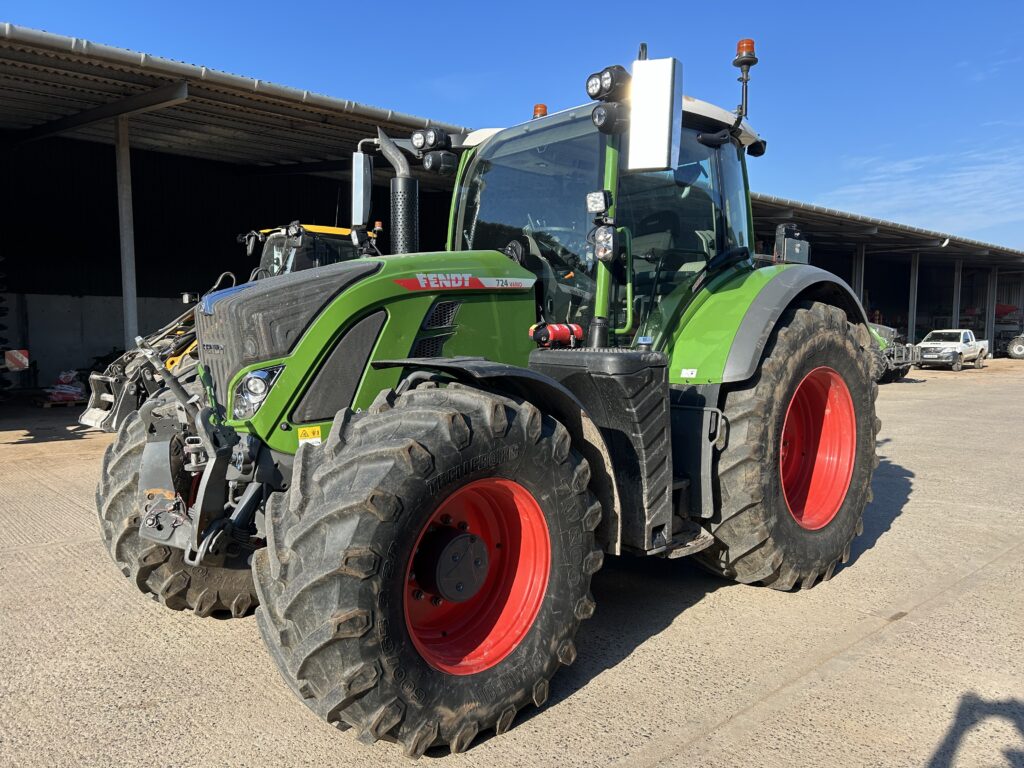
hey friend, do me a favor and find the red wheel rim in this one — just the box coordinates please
[404,478,550,675]
[779,367,857,530]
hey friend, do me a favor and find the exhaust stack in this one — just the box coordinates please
[377,128,419,254]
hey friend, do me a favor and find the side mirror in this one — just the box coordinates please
[627,57,683,172]
[773,223,810,264]
[351,151,373,227]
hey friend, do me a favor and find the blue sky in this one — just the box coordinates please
[5,0,1024,248]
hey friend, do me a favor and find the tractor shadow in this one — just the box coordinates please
[926,693,1024,767]
[512,555,722,729]
[839,445,914,574]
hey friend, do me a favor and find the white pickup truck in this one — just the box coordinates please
[916,329,989,371]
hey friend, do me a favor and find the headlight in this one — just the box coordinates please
[585,73,602,99]
[411,130,426,150]
[232,366,283,420]
[593,225,618,263]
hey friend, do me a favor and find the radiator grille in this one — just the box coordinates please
[412,335,449,358]
[423,300,461,329]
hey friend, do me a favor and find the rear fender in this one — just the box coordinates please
[373,357,623,554]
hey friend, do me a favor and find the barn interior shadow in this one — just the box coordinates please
[927,693,1024,768]
[0,404,92,444]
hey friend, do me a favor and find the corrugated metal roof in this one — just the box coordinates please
[752,192,1024,263]
[1,23,1021,265]
[0,22,468,168]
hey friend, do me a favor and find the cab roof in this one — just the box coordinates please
[462,96,762,149]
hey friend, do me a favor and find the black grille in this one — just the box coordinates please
[195,260,381,401]
[423,300,461,329]
[292,311,387,423]
[412,335,449,358]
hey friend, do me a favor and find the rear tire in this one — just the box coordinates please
[253,383,602,755]
[697,301,879,590]
[1009,337,1024,359]
[974,354,985,369]
[96,393,257,617]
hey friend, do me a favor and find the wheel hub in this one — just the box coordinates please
[779,366,857,530]
[413,528,490,603]
[404,478,551,675]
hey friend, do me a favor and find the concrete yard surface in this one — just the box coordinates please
[0,361,1022,767]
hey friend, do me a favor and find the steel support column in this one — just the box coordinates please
[984,267,998,353]
[115,116,138,349]
[908,252,920,342]
[853,244,866,302]
[952,259,962,327]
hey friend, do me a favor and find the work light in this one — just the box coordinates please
[591,102,629,134]
[586,190,612,215]
[585,65,631,101]
[411,131,426,150]
[593,225,618,263]
[423,150,458,176]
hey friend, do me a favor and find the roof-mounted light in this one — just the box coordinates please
[584,65,631,102]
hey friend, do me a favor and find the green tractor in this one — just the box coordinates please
[94,42,879,756]
[868,323,918,383]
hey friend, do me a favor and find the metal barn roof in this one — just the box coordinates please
[0,22,466,169]
[752,193,1024,264]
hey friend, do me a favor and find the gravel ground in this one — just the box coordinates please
[0,359,1021,767]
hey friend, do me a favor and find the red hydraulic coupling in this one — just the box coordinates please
[529,322,583,348]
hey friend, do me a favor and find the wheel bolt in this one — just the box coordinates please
[474,558,483,567]
[451,553,460,562]
[441,514,452,525]
[412,589,424,600]
[431,596,443,607]
[469,535,477,544]
[409,571,416,582]
[458,521,469,531]
[455,583,464,592]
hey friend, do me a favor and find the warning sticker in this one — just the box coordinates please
[680,368,698,379]
[297,425,322,445]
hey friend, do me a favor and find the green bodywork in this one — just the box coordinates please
[226,251,536,454]
[869,325,891,350]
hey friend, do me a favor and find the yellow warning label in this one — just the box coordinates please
[297,425,322,445]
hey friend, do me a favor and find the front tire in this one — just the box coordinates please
[96,395,257,617]
[951,354,963,372]
[253,383,602,756]
[698,302,879,590]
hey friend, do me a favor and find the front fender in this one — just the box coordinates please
[373,356,624,554]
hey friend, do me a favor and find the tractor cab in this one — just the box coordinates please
[451,99,759,347]
[240,222,365,279]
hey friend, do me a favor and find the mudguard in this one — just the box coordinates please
[722,265,870,383]
[372,356,625,554]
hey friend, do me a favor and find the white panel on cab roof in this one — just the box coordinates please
[627,57,683,172]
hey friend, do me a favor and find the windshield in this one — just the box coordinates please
[453,109,752,343]
[257,232,356,278]
[454,107,605,325]
[922,331,962,342]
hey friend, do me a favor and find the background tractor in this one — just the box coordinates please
[868,323,918,383]
[81,222,367,432]
[91,43,879,756]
